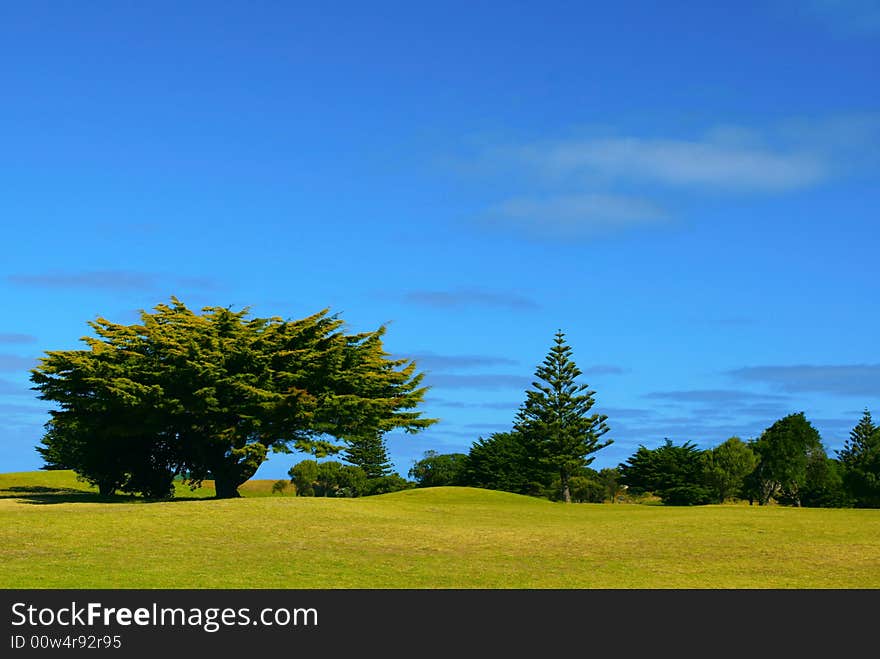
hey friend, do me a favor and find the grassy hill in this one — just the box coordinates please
[2,470,879,588]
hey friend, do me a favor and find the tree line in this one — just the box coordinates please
[381,331,880,508]
[30,299,880,508]
[405,407,879,508]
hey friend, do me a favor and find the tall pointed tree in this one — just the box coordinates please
[513,330,612,503]
[837,408,880,508]
[343,432,394,480]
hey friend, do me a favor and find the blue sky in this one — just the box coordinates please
[1,0,878,480]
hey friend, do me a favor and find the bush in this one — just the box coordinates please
[271,479,290,495]
[364,474,414,495]
[568,476,606,503]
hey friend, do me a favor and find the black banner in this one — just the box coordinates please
[1,589,875,654]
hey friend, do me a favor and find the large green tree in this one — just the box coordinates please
[32,297,436,499]
[512,331,612,503]
[744,412,825,506]
[837,408,880,508]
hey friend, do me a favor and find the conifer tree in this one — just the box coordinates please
[837,408,880,508]
[32,297,436,499]
[513,330,612,503]
[343,432,394,480]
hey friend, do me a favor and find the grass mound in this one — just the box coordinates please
[2,471,879,589]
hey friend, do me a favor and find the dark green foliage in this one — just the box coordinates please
[464,431,546,494]
[289,460,318,496]
[837,409,880,508]
[363,474,414,495]
[745,412,826,506]
[343,432,394,480]
[566,475,605,503]
[619,439,712,505]
[288,460,369,497]
[408,451,469,487]
[31,297,436,499]
[512,331,612,503]
[598,467,623,503]
[271,479,290,495]
[796,456,850,508]
[701,436,757,503]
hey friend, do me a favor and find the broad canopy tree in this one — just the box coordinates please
[743,412,826,506]
[32,297,436,498]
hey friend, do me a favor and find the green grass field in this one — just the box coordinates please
[2,470,879,588]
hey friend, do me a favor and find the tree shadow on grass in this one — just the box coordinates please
[0,485,215,505]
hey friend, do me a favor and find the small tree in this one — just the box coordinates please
[619,439,711,506]
[289,460,318,497]
[702,436,757,503]
[598,467,623,503]
[513,331,612,503]
[408,451,468,487]
[344,432,394,480]
[364,474,413,495]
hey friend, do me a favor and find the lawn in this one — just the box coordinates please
[2,470,879,588]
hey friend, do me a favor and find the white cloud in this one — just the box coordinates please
[520,137,827,191]
[485,193,669,239]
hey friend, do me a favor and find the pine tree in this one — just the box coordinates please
[839,408,877,462]
[344,432,394,480]
[837,408,880,508]
[513,330,612,503]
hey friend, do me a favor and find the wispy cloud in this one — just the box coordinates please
[424,397,521,410]
[727,364,880,397]
[0,333,38,344]
[406,351,518,371]
[483,193,669,239]
[515,136,826,191]
[424,373,532,390]
[7,270,218,292]
[461,118,871,242]
[643,389,792,403]
[0,355,37,372]
[799,0,880,36]
[401,288,539,311]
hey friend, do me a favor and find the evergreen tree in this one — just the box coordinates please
[464,431,543,495]
[837,408,880,508]
[32,297,437,499]
[512,330,612,503]
[343,432,394,479]
[619,439,712,505]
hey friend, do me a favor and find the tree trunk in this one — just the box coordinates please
[561,473,571,503]
[213,476,242,499]
[98,482,116,497]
